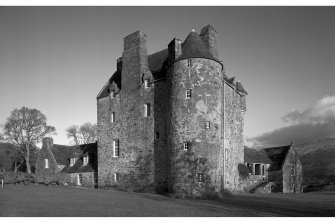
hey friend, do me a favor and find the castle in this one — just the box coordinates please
[96,24,248,196]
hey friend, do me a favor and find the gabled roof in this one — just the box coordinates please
[244,147,272,164]
[51,144,81,165]
[263,145,291,171]
[176,30,220,63]
[236,81,248,95]
[61,142,97,174]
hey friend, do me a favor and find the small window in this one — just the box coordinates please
[111,112,115,123]
[45,159,49,169]
[144,103,151,117]
[113,173,118,183]
[113,140,120,157]
[290,164,295,176]
[110,90,115,99]
[205,121,210,129]
[187,60,191,67]
[83,157,89,166]
[155,132,160,140]
[78,174,83,185]
[70,158,76,166]
[144,80,149,89]
[198,173,204,182]
[183,142,189,151]
[225,149,228,160]
[186,89,192,99]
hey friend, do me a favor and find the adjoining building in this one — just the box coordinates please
[35,137,98,188]
[244,144,303,193]
[96,24,248,197]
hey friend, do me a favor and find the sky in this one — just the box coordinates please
[0,6,334,147]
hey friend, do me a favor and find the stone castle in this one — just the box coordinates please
[96,24,248,196]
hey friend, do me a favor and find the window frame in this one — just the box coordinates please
[45,159,49,169]
[144,103,151,117]
[111,112,115,123]
[183,142,189,151]
[205,121,210,129]
[144,79,149,89]
[113,140,120,157]
[83,156,89,166]
[186,89,192,99]
[70,158,76,166]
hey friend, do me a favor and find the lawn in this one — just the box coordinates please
[1,184,335,217]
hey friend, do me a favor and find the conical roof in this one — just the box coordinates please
[176,30,220,63]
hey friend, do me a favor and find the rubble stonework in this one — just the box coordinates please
[97,25,248,196]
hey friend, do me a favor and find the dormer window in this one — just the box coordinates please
[144,79,149,89]
[110,90,115,99]
[83,156,89,166]
[70,158,76,166]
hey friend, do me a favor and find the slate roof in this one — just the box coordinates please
[176,30,220,63]
[244,147,272,164]
[263,145,291,171]
[244,145,292,172]
[96,70,121,99]
[236,81,248,95]
[60,142,98,174]
[51,144,81,165]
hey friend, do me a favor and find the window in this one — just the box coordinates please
[83,156,89,166]
[113,140,120,157]
[186,89,192,99]
[205,121,210,129]
[144,79,149,89]
[45,159,49,169]
[113,173,118,183]
[78,174,83,185]
[198,173,204,182]
[225,149,228,160]
[187,60,191,67]
[183,142,189,151]
[155,132,160,140]
[290,164,295,176]
[144,103,151,117]
[110,90,114,99]
[70,158,76,166]
[111,112,115,123]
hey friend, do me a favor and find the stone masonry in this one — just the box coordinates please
[97,25,248,196]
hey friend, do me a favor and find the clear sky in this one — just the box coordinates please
[0,6,334,147]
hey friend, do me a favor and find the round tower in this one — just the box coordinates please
[167,30,225,197]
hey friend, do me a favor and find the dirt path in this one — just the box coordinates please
[0,185,334,216]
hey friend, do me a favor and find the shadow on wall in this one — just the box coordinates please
[173,150,231,199]
[115,153,154,192]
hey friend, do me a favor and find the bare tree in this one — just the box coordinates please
[66,122,97,145]
[0,107,56,174]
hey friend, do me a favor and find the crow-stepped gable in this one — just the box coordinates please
[97,25,248,197]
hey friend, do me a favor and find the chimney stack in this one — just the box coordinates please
[168,38,182,66]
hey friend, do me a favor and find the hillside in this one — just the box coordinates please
[295,138,335,192]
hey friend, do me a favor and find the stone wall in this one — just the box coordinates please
[167,58,225,197]
[97,31,155,191]
[35,138,60,176]
[69,172,95,188]
[223,82,245,191]
[282,147,303,193]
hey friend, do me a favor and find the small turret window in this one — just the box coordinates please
[111,112,115,123]
[113,140,120,157]
[186,89,192,99]
[183,142,190,151]
[205,121,210,129]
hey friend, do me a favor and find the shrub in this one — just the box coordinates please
[0,171,37,184]
[238,163,250,180]
[35,173,70,185]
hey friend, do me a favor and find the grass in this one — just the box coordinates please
[1,184,335,217]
